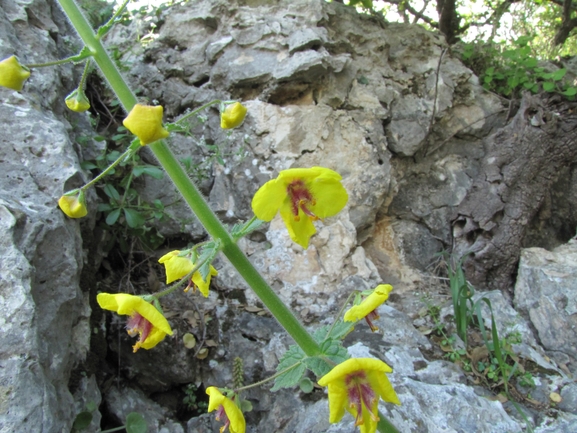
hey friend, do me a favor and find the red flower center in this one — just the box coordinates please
[287,179,318,221]
[126,311,153,352]
[345,371,379,426]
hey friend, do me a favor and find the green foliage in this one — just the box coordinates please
[182,383,208,412]
[271,321,352,391]
[461,36,577,98]
[82,129,168,253]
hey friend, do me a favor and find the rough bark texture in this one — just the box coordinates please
[453,93,577,292]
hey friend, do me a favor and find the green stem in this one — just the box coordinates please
[80,145,135,192]
[96,0,131,40]
[235,361,303,392]
[26,53,87,68]
[174,99,221,125]
[78,59,91,90]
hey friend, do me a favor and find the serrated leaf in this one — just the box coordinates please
[125,412,147,433]
[124,208,146,228]
[303,356,334,377]
[271,345,306,391]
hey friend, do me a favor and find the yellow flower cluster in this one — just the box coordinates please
[123,104,169,145]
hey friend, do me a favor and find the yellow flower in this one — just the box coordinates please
[158,250,218,297]
[251,167,348,249]
[58,190,88,218]
[0,56,30,91]
[97,293,173,352]
[318,358,400,433]
[220,102,247,129]
[344,284,393,332]
[206,387,246,433]
[123,104,169,145]
[65,89,90,112]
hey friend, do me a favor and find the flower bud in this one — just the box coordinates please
[0,56,31,91]
[123,104,169,145]
[65,89,90,113]
[58,190,88,218]
[220,102,247,129]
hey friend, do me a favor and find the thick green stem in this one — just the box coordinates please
[58,0,320,358]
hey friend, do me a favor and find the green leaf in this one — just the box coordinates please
[124,208,146,228]
[72,412,93,430]
[312,322,353,343]
[103,183,120,200]
[133,165,164,179]
[485,67,495,76]
[97,203,113,212]
[125,412,148,433]
[542,82,555,92]
[271,345,307,391]
[106,208,121,225]
[553,68,567,81]
[523,57,537,68]
[562,87,577,96]
[80,161,98,170]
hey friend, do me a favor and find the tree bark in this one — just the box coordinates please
[452,93,577,292]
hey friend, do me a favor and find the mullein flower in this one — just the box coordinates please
[206,387,246,433]
[58,189,88,218]
[251,167,348,248]
[318,358,400,433]
[65,89,90,112]
[220,101,247,129]
[123,104,169,145]
[97,293,173,352]
[158,250,218,297]
[344,284,393,332]
[0,56,30,91]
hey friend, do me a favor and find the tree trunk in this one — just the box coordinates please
[452,93,577,293]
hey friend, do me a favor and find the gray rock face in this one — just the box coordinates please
[0,1,99,431]
[514,240,577,373]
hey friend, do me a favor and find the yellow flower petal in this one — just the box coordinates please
[96,293,173,351]
[97,293,173,335]
[123,104,169,145]
[206,387,246,433]
[368,370,401,405]
[325,381,348,423]
[58,191,88,218]
[220,102,247,129]
[344,284,393,323]
[192,265,218,297]
[65,89,91,113]
[279,200,316,248]
[318,358,393,387]
[158,250,194,283]
[0,56,30,91]
[251,178,287,221]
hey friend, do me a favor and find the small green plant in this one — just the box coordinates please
[182,383,208,412]
[462,36,577,98]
